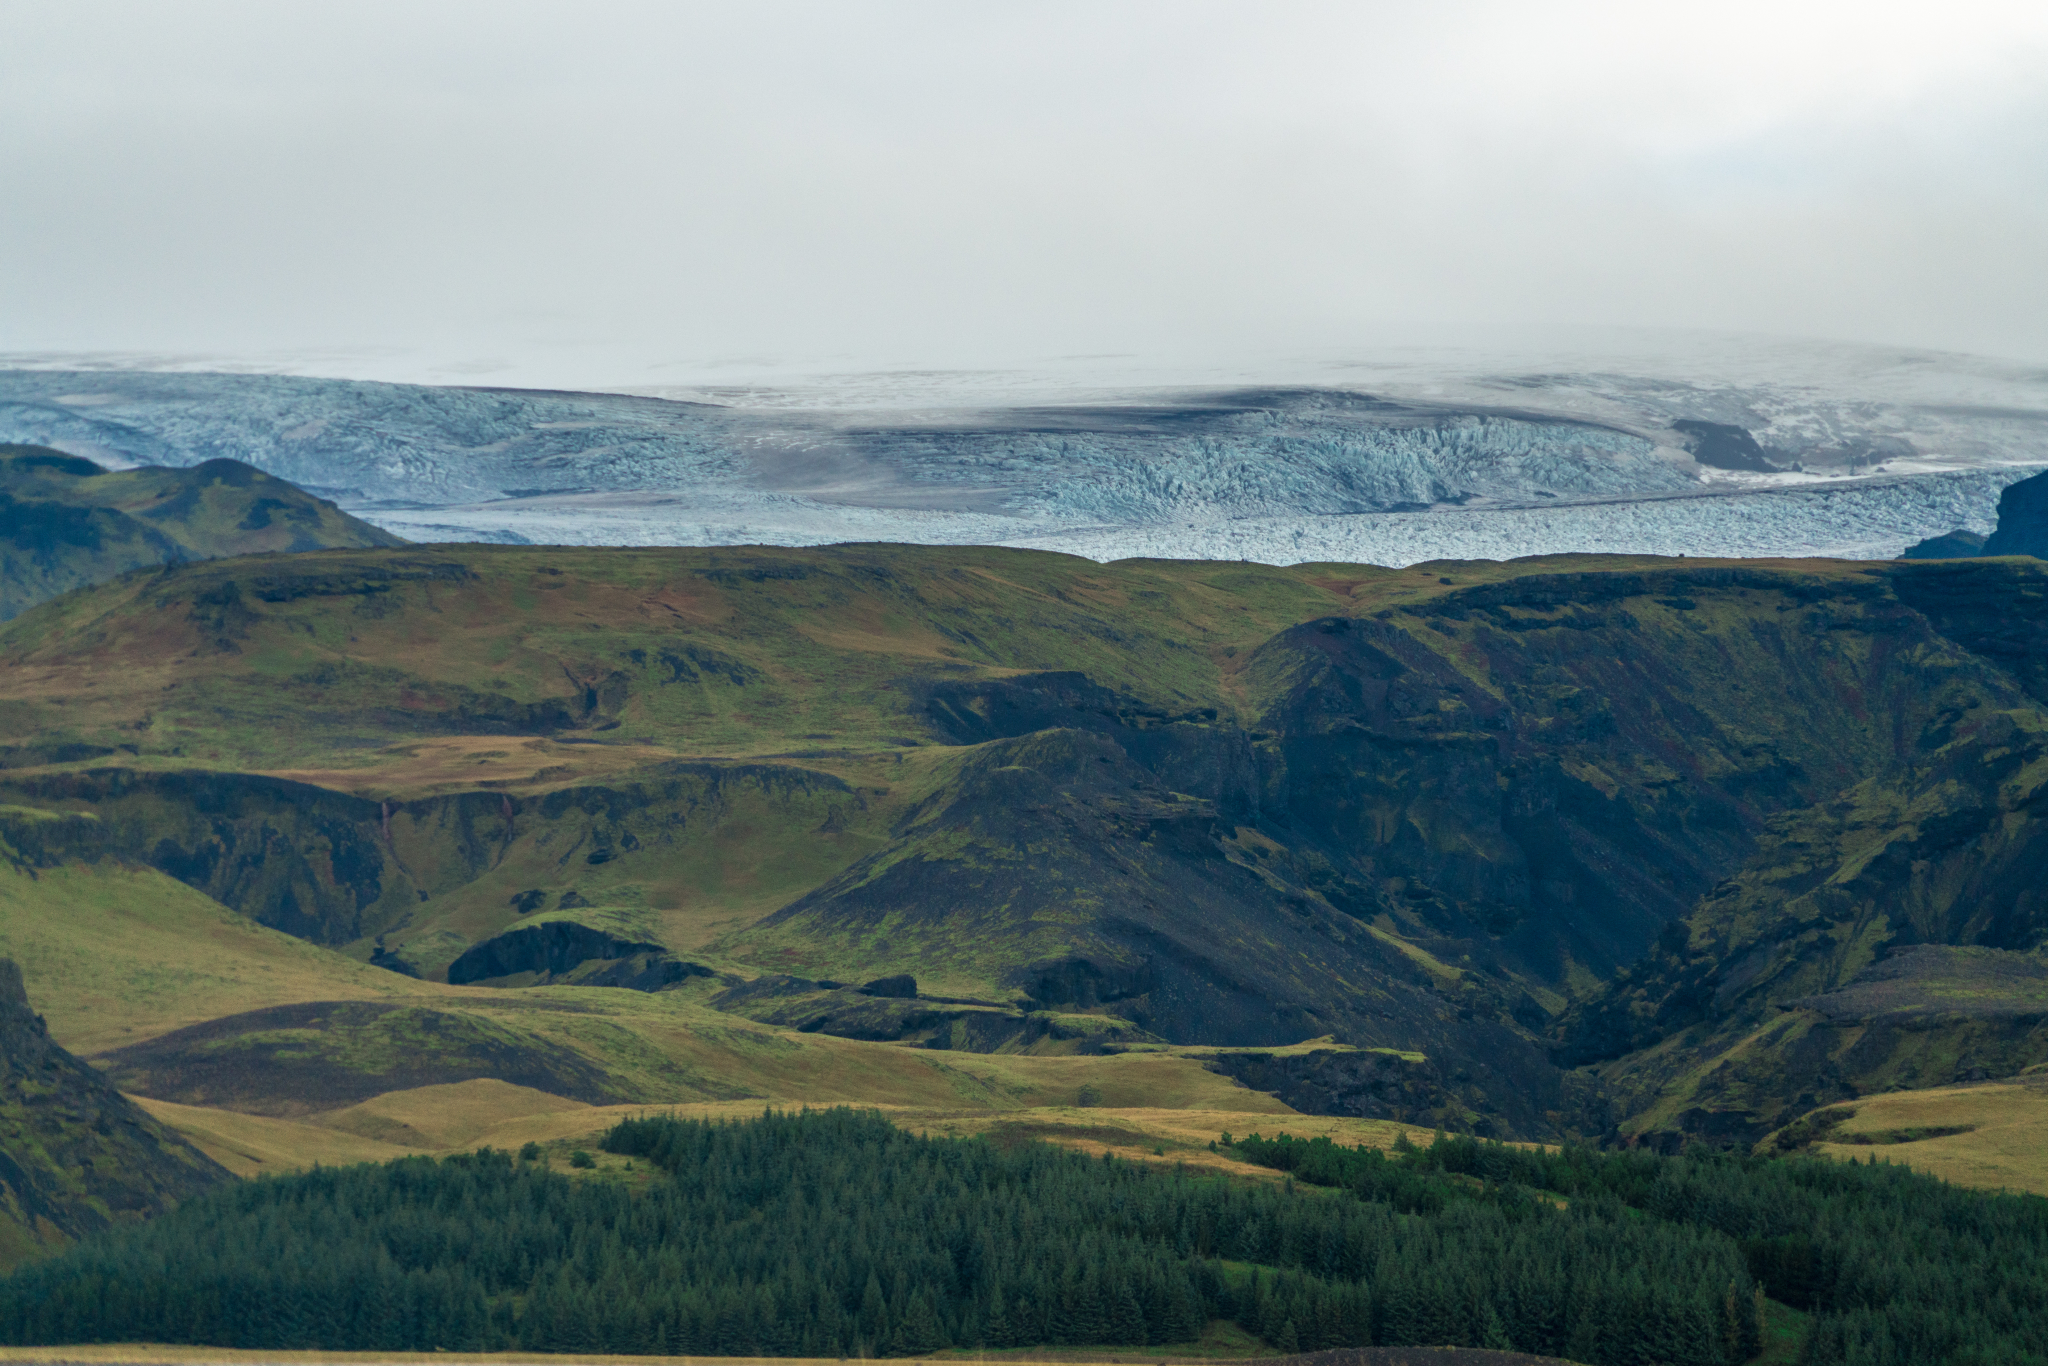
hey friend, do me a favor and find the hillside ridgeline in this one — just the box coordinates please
[5,544,2048,1141]
[0,444,403,620]
[0,957,228,1266]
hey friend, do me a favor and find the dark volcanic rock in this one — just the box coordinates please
[448,920,664,983]
[0,959,229,1257]
[1201,1049,1457,1129]
[446,920,711,992]
[1983,469,2048,558]
[94,1000,634,1114]
[858,974,918,998]
[1902,528,1987,559]
[709,975,1156,1051]
[368,940,421,978]
[1672,420,1777,472]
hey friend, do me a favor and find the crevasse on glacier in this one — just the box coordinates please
[1,367,2041,566]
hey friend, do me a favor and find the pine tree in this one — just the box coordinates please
[5,1107,2046,1364]
[1481,1301,1512,1352]
[1109,1283,1146,1346]
[858,1271,888,1345]
[891,1292,946,1355]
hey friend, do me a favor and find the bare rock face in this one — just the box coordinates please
[1901,529,1987,559]
[0,958,229,1263]
[1200,1049,1457,1130]
[1983,469,2048,559]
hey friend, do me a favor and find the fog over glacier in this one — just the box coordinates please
[4,335,2044,565]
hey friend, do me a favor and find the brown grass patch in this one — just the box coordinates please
[1784,1079,2048,1194]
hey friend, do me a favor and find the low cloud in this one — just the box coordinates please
[3,1,2044,378]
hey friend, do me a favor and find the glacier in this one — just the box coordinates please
[2,341,2045,566]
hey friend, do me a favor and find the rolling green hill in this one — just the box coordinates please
[0,842,1326,1182]
[5,543,2048,1143]
[0,444,403,622]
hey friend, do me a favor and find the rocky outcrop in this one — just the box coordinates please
[708,975,1158,1052]
[1902,529,1987,559]
[1200,1049,1460,1129]
[1672,420,1778,473]
[445,920,712,991]
[1982,469,2048,558]
[0,770,424,945]
[0,959,229,1262]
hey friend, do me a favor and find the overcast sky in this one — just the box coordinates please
[3,1,2046,385]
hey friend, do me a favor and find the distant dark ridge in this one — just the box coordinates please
[0,443,404,620]
[1983,468,2048,558]
[1901,528,1987,559]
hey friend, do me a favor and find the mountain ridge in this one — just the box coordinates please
[0,442,404,620]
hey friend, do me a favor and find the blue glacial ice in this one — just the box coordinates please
[2,356,2044,566]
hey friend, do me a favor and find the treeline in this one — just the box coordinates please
[1235,1130,2048,1366]
[0,1106,1989,1365]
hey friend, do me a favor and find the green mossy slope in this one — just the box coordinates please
[0,958,228,1266]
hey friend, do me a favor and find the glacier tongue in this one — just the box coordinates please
[2,353,2045,566]
[358,468,2026,566]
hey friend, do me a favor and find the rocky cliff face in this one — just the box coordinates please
[1558,593,2048,1144]
[0,958,229,1264]
[737,559,2048,1135]
[1982,469,2048,559]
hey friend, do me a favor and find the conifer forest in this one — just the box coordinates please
[2,1110,2043,1366]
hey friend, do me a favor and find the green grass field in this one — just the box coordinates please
[0,853,1419,1183]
